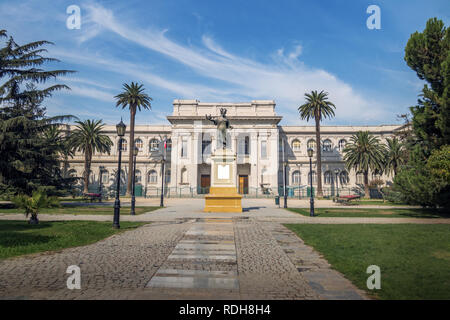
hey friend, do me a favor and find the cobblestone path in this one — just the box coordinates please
[0,217,366,300]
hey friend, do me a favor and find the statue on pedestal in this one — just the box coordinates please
[206,108,231,149]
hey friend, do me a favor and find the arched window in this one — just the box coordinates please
[307,139,316,151]
[292,139,301,152]
[356,172,364,184]
[134,138,143,151]
[149,139,159,152]
[340,171,349,185]
[147,170,157,183]
[165,170,171,183]
[135,170,142,183]
[292,170,301,184]
[324,171,332,184]
[119,138,127,151]
[308,171,317,184]
[338,139,347,151]
[181,167,187,183]
[323,139,332,152]
[101,170,109,184]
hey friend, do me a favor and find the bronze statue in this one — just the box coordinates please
[206,108,231,149]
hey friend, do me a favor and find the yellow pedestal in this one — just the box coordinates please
[204,187,243,213]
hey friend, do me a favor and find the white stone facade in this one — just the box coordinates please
[65,100,401,197]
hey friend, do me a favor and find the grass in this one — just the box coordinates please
[352,199,408,206]
[287,207,449,218]
[285,224,450,299]
[0,220,146,260]
[0,204,161,215]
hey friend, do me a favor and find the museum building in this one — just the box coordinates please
[64,100,401,197]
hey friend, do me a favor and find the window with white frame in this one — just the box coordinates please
[101,170,109,184]
[340,171,349,184]
[292,139,301,152]
[135,138,143,151]
[149,139,159,152]
[338,139,347,151]
[323,139,332,152]
[147,170,157,183]
[307,139,316,151]
[324,171,332,184]
[119,138,127,151]
[292,170,301,184]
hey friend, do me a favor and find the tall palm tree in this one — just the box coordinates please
[114,82,152,195]
[298,90,336,197]
[343,131,386,198]
[68,120,112,193]
[385,137,406,177]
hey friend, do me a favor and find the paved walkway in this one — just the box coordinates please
[0,198,446,300]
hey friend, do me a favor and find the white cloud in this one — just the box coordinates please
[76,2,394,124]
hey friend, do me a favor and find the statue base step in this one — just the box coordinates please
[204,187,243,213]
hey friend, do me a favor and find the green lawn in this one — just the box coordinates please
[285,224,450,299]
[0,220,146,260]
[352,199,408,206]
[287,207,448,218]
[0,205,161,215]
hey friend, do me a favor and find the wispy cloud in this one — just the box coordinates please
[76,2,392,124]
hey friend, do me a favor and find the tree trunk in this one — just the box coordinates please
[364,171,370,199]
[83,149,92,194]
[315,116,323,197]
[126,107,136,196]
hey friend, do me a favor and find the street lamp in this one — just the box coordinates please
[334,168,340,198]
[113,119,126,229]
[283,160,288,208]
[99,166,105,201]
[307,148,314,217]
[130,146,139,216]
[160,136,167,207]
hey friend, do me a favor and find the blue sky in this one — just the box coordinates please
[1,0,449,125]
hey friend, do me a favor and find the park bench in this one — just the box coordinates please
[82,193,102,202]
[334,195,360,205]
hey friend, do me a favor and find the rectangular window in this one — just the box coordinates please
[261,141,267,159]
[202,139,211,155]
[181,138,187,158]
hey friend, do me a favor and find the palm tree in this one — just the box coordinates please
[68,120,113,193]
[114,82,152,195]
[385,137,406,177]
[343,131,386,198]
[12,189,59,224]
[298,90,336,197]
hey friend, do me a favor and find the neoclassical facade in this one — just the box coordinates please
[65,100,401,197]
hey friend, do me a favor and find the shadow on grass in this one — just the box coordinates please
[0,221,56,248]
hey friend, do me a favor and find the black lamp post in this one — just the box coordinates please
[334,168,340,198]
[130,146,138,216]
[307,148,314,217]
[113,119,126,229]
[283,160,288,208]
[99,166,105,201]
[160,157,165,207]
